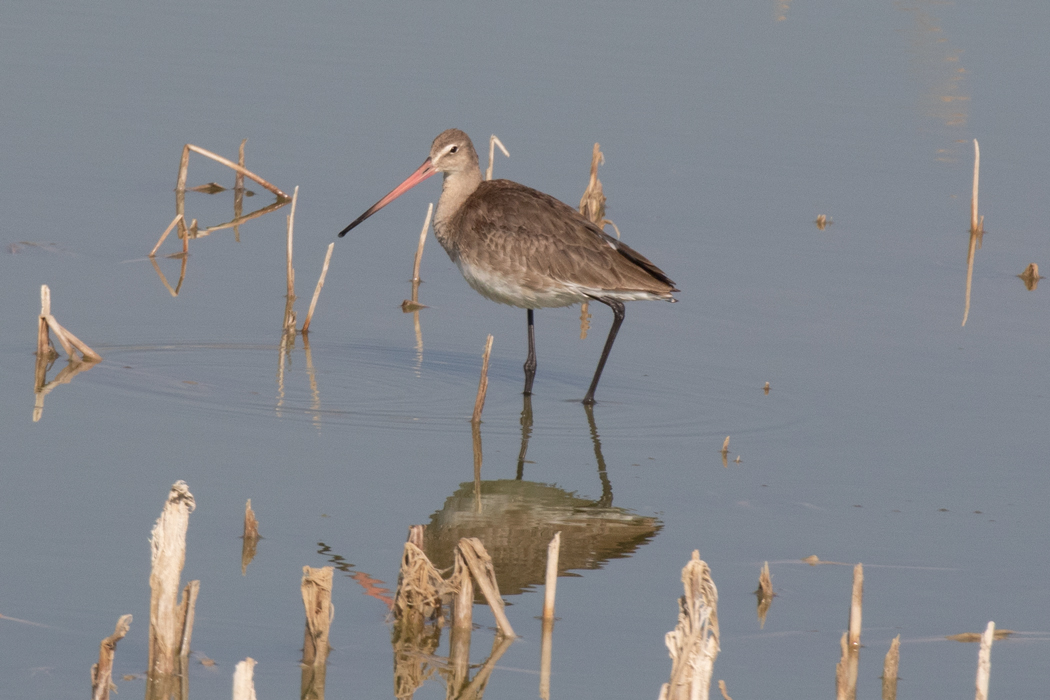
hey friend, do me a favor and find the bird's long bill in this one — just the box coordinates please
[337,158,436,237]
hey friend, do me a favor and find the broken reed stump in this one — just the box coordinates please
[241,497,260,574]
[301,566,334,700]
[302,242,335,333]
[1018,262,1042,291]
[882,635,900,700]
[91,614,132,700]
[835,563,864,700]
[755,561,774,629]
[393,541,446,631]
[471,335,495,424]
[147,482,197,682]
[659,551,720,700]
[975,621,995,700]
[232,658,258,700]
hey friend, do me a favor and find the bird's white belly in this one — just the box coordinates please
[455,259,586,308]
[454,258,666,308]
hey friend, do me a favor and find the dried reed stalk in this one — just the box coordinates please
[301,566,334,667]
[235,139,247,194]
[471,335,494,424]
[882,634,900,700]
[394,542,446,625]
[486,135,510,181]
[407,524,425,549]
[177,144,289,200]
[540,616,554,700]
[36,285,53,361]
[243,499,259,541]
[452,545,474,630]
[849,563,863,648]
[975,621,994,700]
[542,532,561,621]
[718,679,733,700]
[579,143,608,225]
[1018,262,1042,291]
[38,285,102,362]
[90,614,132,700]
[283,186,299,331]
[232,658,257,700]
[300,567,333,700]
[835,563,864,700]
[177,580,200,661]
[971,139,982,234]
[659,550,720,700]
[412,203,433,283]
[149,214,184,257]
[457,537,515,637]
[835,632,855,700]
[147,481,196,679]
[301,242,335,333]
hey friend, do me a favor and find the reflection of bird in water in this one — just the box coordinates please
[423,398,660,596]
[339,129,678,404]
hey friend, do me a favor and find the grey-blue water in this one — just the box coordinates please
[2,1,1048,698]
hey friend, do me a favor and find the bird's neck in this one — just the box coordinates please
[434,168,482,245]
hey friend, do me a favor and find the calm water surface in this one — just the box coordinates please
[1,1,1048,698]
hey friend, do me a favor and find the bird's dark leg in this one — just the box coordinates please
[523,308,537,395]
[582,298,625,405]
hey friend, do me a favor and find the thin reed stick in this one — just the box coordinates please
[287,186,298,296]
[236,139,246,193]
[179,144,289,199]
[301,243,334,333]
[975,621,994,700]
[542,532,561,621]
[149,214,184,257]
[971,139,981,233]
[412,203,433,283]
[177,580,199,659]
[486,135,510,181]
[37,285,52,360]
[471,335,494,424]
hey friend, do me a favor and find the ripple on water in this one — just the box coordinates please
[77,341,814,444]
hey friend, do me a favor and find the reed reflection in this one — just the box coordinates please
[424,397,661,597]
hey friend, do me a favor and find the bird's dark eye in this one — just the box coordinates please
[449,146,459,154]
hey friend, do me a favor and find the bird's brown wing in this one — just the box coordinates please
[451,180,677,296]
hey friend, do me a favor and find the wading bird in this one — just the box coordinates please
[339,129,677,404]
